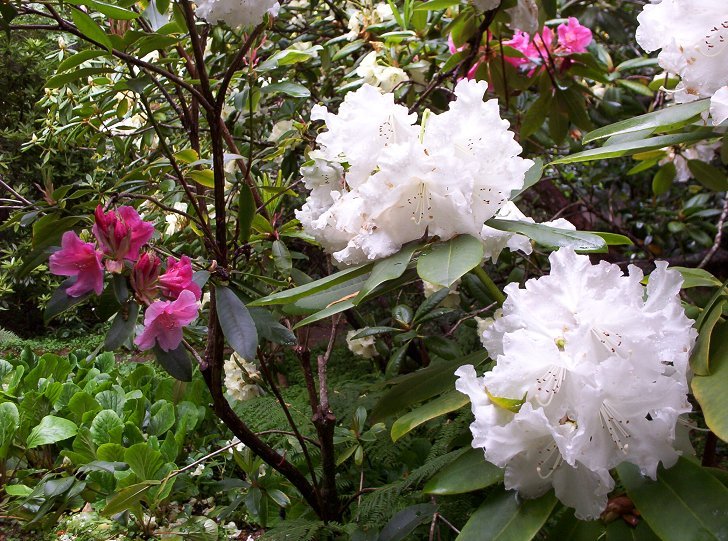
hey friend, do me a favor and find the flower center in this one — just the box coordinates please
[535,365,566,406]
[535,441,563,479]
[599,400,632,453]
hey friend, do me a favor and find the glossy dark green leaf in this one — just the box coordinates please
[215,285,259,361]
[546,512,604,541]
[378,503,437,541]
[652,162,676,196]
[617,458,728,541]
[45,279,94,324]
[371,350,489,422]
[391,390,468,442]
[154,343,192,382]
[260,82,311,98]
[27,415,78,448]
[687,160,728,191]
[354,244,417,304]
[456,489,558,541]
[417,235,484,288]
[104,302,139,351]
[583,100,710,143]
[71,9,113,52]
[424,448,503,495]
[692,321,728,441]
[101,480,160,516]
[487,220,606,251]
[606,520,660,541]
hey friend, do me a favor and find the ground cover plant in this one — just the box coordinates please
[0,0,727,539]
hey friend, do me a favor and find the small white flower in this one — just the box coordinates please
[165,202,189,236]
[346,329,378,359]
[190,463,205,477]
[224,353,263,402]
[268,119,296,142]
[659,141,721,182]
[457,248,696,520]
[355,52,409,93]
[195,0,279,28]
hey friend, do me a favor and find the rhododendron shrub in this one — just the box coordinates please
[4,0,728,538]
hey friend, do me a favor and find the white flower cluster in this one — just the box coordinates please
[346,330,378,359]
[355,51,409,93]
[223,353,262,402]
[296,80,534,265]
[660,142,721,183]
[346,2,394,40]
[636,0,728,125]
[195,0,279,28]
[456,248,696,519]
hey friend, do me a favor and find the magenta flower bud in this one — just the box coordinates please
[131,252,162,305]
[49,231,105,297]
[159,256,202,300]
[92,205,155,272]
[134,289,200,352]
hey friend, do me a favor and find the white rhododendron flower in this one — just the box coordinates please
[659,142,721,183]
[345,2,394,40]
[346,330,378,359]
[355,51,410,93]
[296,80,533,265]
[636,0,728,125]
[224,353,263,402]
[710,86,728,126]
[456,248,696,519]
[195,0,279,28]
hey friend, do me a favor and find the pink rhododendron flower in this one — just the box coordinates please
[93,205,155,272]
[134,289,200,352]
[131,252,161,305]
[159,256,202,300]
[557,17,593,54]
[49,231,105,297]
[504,30,533,66]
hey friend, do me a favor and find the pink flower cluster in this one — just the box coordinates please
[49,204,202,353]
[505,17,592,72]
[50,205,154,296]
[447,17,592,82]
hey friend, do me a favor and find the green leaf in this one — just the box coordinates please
[125,442,165,480]
[188,169,215,188]
[90,409,124,446]
[687,160,728,191]
[355,244,417,304]
[486,220,606,251]
[512,158,545,199]
[260,82,311,98]
[101,480,160,516]
[154,343,192,382]
[5,484,33,497]
[652,162,676,196]
[149,400,176,437]
[271,240,292,275]
[417,235,484,288]
[391,390,468,442]
[583,100,710,143]
[671,267,722,289]
[216,286,259,361]
[378,503,438,541]
[606,520,660,541]
[331,39,365,61]
[57,49,110,72]
[551,132,713,165]
[485,389,526,413]
[546,513,604,541]
[424,448,503,495]
[71,9,113,52]
[26,415,78,448]
[617,458,728,541]
[456,489,558,541]
[692,321,728,441]
[0,402,19,459]
[415,0,460,10]
[45,279,94,324]
[87,0,140,20]
[371,350,489,422]
[104,302,139,351]
[521,93,552,138]
[46,66,113,88]
[691,299,726,376]
[250,262,373,306]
